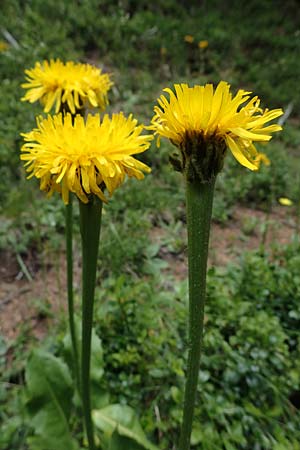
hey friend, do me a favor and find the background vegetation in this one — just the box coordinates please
[1,0,300,449]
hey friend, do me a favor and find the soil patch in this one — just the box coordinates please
[0,205,296,342]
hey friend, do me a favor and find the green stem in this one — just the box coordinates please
[79,197,102,450]
[178,177,215,450]
[65,195,80,394]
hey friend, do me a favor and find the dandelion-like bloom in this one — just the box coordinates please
[21,113,152,204]
[253,152,270,168]
[0,40,9,52]
[198,40,209,49]
[21,59,113,114]
[151,81,283,181]
[184,35,195,44]
[278,197,293,206]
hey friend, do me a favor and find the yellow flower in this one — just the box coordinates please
[151,82,283,174]
[198,40,209,49]
[160,46,167,56]
[184,35,194,44]
[254,152,270,167]
[21,59,113,114]
[0,40,9,52]
[278,197,293,206]
[21,113,152,204]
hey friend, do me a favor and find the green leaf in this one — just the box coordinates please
[25,349,79,450]
[63,316,104,381]
[223,440,236,450]
[0,335,7,368]
[191,423,202,446]
[109,431,149,450]
[93,404,159,450]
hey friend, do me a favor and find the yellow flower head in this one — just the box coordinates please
[184,35,194,44]
[253,152,270,168]
[151,82,283,180]
[198,40,209,49]
[278,197,293,206]
[160,46,167,56]
[21,113,152,204]
[21,59,113,114]
[0,40,9,52]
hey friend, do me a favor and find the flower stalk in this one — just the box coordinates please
[65,195,80,393]
[178,177,215,450]
[79,196,103,450]
[63,109,80,396]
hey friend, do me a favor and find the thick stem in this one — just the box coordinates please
[79,197,103,450]
[65,195,80,394]
[178,177,215,450]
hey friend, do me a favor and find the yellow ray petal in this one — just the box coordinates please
[226,135,258,171]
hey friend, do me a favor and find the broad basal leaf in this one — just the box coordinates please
[25,349,79,450]
[93,404,159,450]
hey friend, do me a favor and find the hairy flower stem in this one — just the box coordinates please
[65,195,80,395]
[79,197,103,450]
[64,109,84,396]
[178,177,215,450]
